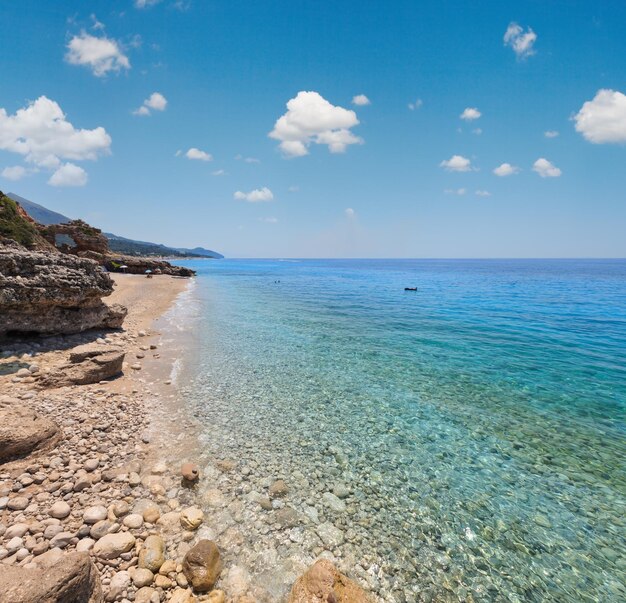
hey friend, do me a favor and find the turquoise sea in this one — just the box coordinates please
[171,259,625,602]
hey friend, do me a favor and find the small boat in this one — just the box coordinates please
[404,287,417,291]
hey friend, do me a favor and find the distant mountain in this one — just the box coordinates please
[7,193,71,225]
[7,192,223,259]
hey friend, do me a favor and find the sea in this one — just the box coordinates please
[166,258,626,602]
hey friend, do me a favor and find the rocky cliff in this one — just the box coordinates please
[0,239,126,337]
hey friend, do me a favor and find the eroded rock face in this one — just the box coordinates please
[288,559,373,603]
[103,254,195,277]
[0,405,60,462]
[0,551,103,603]
[40,345,125,388]
[0,241,127,336]
[182,540,222,592]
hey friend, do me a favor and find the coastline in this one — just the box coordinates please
[0,274,219,599]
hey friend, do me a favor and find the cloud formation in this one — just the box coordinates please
[440,155,472,172]
[460,107,481,121]
[269,91,362,157]
[544,130,559,138]
[352,94,370,106]
[574,89,626,144]
[65,32,130,77]
[0,96,111,184]
[185,148,212,161]
[234,188,273,202]
[48,163,88,187]
[135,0,162,7]
[134,92,167,116]
[444,188,467,195]
[533,158,561,178]
[475,190,491,197]
[1,166,27,181]
[345,208,356,217]
[493,163,520,177]
[408,99,423,111]
[504,22,537,59]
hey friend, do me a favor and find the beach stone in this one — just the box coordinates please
[269,479,288,498]
[49,500,71,519]
[288,559,372,603]
[317,522,345,548]
[50,531,74,548]
[44,524,64,539]
[7,536,24,554]
[205,590,225,603]
[7,496,30,511]
[135,587,159,603]
[112,500,130,517]
[0,551,103,603]
[5,523,29,539]
[180,507,204,530]
[182,540,222,592]
[0,408,59,462]
[123,513,143,529]
[84,505,108,524]
[132,568,154,588]
[322,492,346,513]
[93,532,135,559]
[77,538,96,552]
[181,462,200,482]
[90,520,114,540]
[138,535,165,572]
[169,588,196,603]
[106,570,130,602]
[159,559,177,575]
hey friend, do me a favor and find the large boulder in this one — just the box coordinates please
[0,405,60,462]
[0,241,127,336]
[40,345,125,388]
[288,559,373,603]
[0,551,103,602]
[182,540,222,592]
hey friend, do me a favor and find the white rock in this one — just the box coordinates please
[180,507,204,531]
[106,570,131,602]
[49,501,71,519]
[83,505,108,524]
[93,532,136,559]
[317,522,345,548]
[76,538,95,552]
[123,514,143,529]
[6,536,23,554]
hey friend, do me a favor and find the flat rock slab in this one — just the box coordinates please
[0,551,103,603]
[40,350,125,388]
[0,405,60,462]
[69,343,123,364]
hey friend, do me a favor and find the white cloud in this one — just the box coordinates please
[234,187,274,202]
[212,169,226,176]
[345,207,356,217]
[408,99,423,110]
[269,91,363,157]
[352,94,370,106]
[185,148,212,161]
[0,96,111,180]
[440,155,472,172]
[533,158,561,178]
[258,217,278,223]
[493,163,520,177]
[134,92,168,116]
[235,155,260,163]
[504,22,537,59]
[1,166,28,181]
[475,190,491,197]
[460,107,481,121]
[288,185,299,192]
[444,188,467,196]
[65,32,130,77]
[472,128,482,135]
[135,0,162,7]
[544,130,559,138]
[574,89,626,144]
[48,163,88,187]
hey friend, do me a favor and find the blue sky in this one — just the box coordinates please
[1,0,625,258]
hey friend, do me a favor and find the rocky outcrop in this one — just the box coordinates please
[0,551,103,602]
[103,254,195,278]
[42,220,110,255]
[40,344,125,387]
[0,405,60,462]
[288,560,373,603]
[0,241,127,337]
[182,540,222,592]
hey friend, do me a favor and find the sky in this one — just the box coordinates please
[1,0,625,258]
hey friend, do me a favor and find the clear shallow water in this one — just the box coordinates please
[172,259,626,602]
